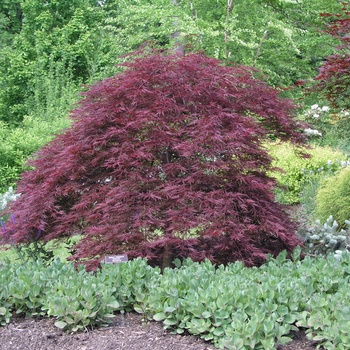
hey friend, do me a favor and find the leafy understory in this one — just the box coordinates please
[1,250,350,350]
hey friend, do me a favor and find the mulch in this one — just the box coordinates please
[0,313,321,350]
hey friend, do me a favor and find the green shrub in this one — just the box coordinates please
[0,49,80,192]
[2,254,350,349]
[0,258,161,332]
[299,104,330,139]
[315,168,350,228]
[0,116,70,192]
[0,235,82,264]
[267,142,348,204]
[140,253,350,350]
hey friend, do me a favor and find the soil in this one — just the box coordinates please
[0,313,320,350]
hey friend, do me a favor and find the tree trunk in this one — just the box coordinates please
[161,242,173,272]
[170,0,185,55]
[224,0,234,58]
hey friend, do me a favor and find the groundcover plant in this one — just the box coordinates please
[1,52,306,269]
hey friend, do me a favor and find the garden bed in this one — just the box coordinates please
[0,313,319,350]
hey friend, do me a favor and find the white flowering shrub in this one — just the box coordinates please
[300,104,350,149]
[0,187,20,213]
[300,104,332,138]
[304,128,322,137]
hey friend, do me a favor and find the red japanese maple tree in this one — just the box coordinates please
[315,6,350,109]
[2,52,306,269]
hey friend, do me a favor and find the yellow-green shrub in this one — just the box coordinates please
[267,142,348,204]
[315,167,350,227]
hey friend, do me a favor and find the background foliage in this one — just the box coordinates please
[268,142,348,204]
[0,0,345,191]
[0,116,71,193]
[0,0,342,123]
[315,168,350,228]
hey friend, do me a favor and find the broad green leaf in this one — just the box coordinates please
[261,337,275,350]
[153,312,166,321]
[163,318,178,326]
[107,301,120,309]
[202,333,214,341]
[164,306,176,313]
[54,321,67,329]
[221,337,244,350]
[311,335,327,341]
[201,311,211,319]
[66,316,76,325]
[231,335,244,349]
[278,336,293,345]
[213,327,224,336]
[133,305,143,314]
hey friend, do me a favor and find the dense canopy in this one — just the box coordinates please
[3,52,306,269]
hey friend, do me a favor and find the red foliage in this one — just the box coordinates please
[2,52,306,269]
[315,5,350,108]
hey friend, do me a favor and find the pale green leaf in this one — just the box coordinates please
[107,301,120,309]
[153,312,166,321]
[134,305,143,314]
[54,321,67,329]
[278,336,293,345]
[201,311,211,318]
[163,318,178,326]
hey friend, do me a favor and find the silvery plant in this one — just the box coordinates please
[300,215,350,260]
